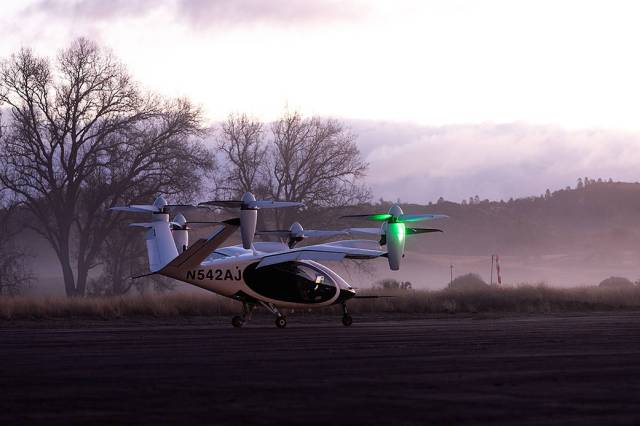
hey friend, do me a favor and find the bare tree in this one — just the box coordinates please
[268,110,369,226]
[216,110,370,228]
[0,198,33,296]
[216,113,268,198]
[0,39,214,297]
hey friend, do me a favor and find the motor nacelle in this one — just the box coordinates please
[167,212,188,253]
[343,204,447,271]
[199,192,304,250]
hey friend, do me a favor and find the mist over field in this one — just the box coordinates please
[22,178,640,295]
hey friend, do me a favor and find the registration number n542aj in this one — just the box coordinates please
[186,268,242,281]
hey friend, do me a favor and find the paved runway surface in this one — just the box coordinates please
[2,313,640,425]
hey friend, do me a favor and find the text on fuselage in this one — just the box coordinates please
[186,268,242,281]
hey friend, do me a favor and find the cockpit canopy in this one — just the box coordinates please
[243,261,337,304]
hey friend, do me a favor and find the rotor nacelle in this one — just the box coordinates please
[342,204,447,271]
[199,192,304,249]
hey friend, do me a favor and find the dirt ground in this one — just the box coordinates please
[2,312,640,425]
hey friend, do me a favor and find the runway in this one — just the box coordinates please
[2,313,640,425]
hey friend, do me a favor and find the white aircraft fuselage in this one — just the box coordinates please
[161,254,356,309]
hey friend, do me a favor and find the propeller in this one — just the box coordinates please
[112,197,222,254]
[110,196,197,214]
[341,204,447,271]
[341,212,448,223]
[199,191,304,210]
[256,222,348,249]
[199,192,304,249]
[349,226,442,245]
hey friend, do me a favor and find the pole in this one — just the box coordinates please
[490,254,494,286]
[450,263,453,287]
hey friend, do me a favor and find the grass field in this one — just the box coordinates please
[2,284,640,320]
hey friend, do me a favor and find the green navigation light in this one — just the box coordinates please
[367,213,392,221]
[389,222,405,242]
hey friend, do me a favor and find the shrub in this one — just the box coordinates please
[448,273,489,291]
[598,276,635,288]
[374,279,412,290]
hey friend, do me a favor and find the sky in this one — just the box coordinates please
[2,0,640,203]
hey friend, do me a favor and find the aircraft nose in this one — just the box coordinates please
[336,287,356,304]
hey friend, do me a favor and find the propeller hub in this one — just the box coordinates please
[388,204,404,218]
[153,196,168,211]
[289,221,304,238]
[172,213,187,229]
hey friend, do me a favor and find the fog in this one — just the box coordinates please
[352,121,640,204]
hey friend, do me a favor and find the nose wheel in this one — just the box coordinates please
[341,303,353,326]
[275,316,287,328]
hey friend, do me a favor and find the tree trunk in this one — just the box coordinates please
[76,261,89,297]
[59,253,78,297]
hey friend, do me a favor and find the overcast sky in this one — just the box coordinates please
[2,0,640,203]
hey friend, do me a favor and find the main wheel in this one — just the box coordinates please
[232,316,244,328]
[342,314,353,327]
[275,316,287,328]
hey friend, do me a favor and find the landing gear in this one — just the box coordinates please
[275,316,287,328]
[341,303,353,327]
[342,314,353,327]
[232,316,244,328]
[231,302,254,328]
[259,301,287,329]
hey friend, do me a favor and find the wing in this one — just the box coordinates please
[303,230,349,238]
[256,242,385,268]
[348,227,381,236]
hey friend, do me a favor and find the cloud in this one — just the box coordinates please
[20,0,363,29]
[350,121,640,203]
[175,0,363,28]
[21,0,159,22]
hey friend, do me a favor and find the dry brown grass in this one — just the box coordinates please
[2,284,640,320]
[347,284,640,314]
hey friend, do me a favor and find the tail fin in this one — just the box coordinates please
[129,217,179,272]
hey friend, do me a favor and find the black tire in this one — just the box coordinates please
[232,316,244,328]
[275,316,287,328]
[342,314,353,327]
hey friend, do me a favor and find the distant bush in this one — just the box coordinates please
[598,276,635,288]
[448,273,489,291]
[374,279,412,290]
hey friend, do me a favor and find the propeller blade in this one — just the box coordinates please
[341,213,392,221]
[303,230,349,238]
[198,200,243,208]
[347,227,381,236]
[398,214,448,223]
[406,227,443,235]
[255,230,292,237]
[165,204,203,210]
[110,206,157,213]
[251,200,304,209]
